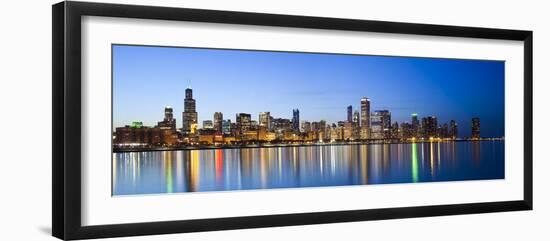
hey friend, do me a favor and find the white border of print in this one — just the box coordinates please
[81,16,524,226]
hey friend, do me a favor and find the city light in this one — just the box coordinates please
[112,87,502,151]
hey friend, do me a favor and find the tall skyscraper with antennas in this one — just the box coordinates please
[182,87,198,135]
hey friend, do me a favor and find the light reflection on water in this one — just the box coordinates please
[112,141,504,196]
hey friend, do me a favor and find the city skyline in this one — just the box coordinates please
[113,44,505,138]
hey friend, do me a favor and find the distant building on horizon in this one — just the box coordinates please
[114,122,176,147]
[343,121,354,140]
[439,123,449,138]
[292,109,300,132]
[360,97,371,139]
[222,119,232,135]
[301,121,311,133]
[391,122,399,139]
[347,105,353,122]
[203,120,214,129]
[471,117,480,139]
[250,120,258,130]
[411,113,420,138]
[157,106,176,130]
[213,112,223,132]
[370,110,391,139]
[259,112,271,130]
[352,110,361,139]
[450,120,458,139]
[400,122,414,139]
[236,113,252,134]
[422,116,438,138]
[353,110,360,126]
[182,87,198,135]
[273,118,292,133]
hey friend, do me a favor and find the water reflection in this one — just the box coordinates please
[113,141,505,195]
[411,142,419,183]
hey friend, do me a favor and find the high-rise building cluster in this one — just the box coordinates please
[113,87,485,149]
[114,107,178,147]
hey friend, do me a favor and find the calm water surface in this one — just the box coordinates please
[112,141,504,195]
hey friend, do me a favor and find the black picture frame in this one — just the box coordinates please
[52,1,533,240]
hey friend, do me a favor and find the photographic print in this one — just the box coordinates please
[111,44,505,196]
[53,3,532,239]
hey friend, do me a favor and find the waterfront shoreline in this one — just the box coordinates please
[112,138,504,153]
[113,140,505,195]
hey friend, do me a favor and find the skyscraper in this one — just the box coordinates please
[292,109,300,132]
[259,112,271,130]
[236,113,252,133]
[164,106,173,121]
[471,117,480,139]
[213,112,223,132]
[450,120,458,139]
[370,110,391,139]
[400,122,414,139]
[352,110,360,139]
[301,121,311,133]
[157,106,176,130]
[343,121,353,140]
[422,116,438,138]
[347,105,353,122]
[360,97,371,139]
[182,87,198,134]
[382,112,392,139]
[440,123,449,138]
[411,113,419,138]
[203,120,214,129]
[391,121,399,139]
[353,110,360,126]
[222,119,232,135]
[319,120,327,133]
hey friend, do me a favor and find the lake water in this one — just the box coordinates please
[112,141,504,195]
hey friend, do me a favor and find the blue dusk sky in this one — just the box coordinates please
[112,44,504,138]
